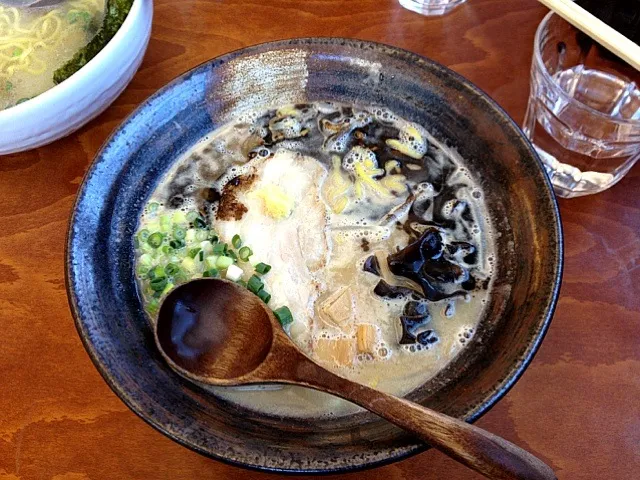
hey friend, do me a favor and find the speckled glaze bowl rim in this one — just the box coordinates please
[66,37,563,474]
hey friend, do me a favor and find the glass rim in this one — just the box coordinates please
[533,11,640,127]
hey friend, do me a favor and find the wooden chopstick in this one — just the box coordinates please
[538,0,640,71]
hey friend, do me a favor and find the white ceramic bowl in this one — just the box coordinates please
[0,0,153,155]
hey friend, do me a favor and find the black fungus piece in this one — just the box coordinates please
[423,259,465,284]
[403,300,428,317]
[400,315,429,332]
[387,228,472,302]
[399,329,417,345]
[373,280,419,299]
[461,276,476,291]
[446,241,478,266]
[168,195,184,208]
[363,255,381,276]
[417,330,439,346]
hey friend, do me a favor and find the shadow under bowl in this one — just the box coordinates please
[66,38,563,474]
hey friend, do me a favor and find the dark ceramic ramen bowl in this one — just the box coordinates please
[66,38,563,473]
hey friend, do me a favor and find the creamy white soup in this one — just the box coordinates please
[134,102,495,418]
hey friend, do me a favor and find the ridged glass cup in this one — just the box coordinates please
[399,0,467,16]
[523,13,640,198]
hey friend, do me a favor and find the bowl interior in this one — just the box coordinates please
[67,38,562,473]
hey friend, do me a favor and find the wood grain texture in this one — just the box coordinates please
[0,0,638,479]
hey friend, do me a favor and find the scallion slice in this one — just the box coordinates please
[186,211,199,222]
[147,232,164,248]
[165,263,180,276]
[188,247,201,259]
[212,243,227,255]
[227,250,238,262]
[148,265,165,279]
[173,227,186,240]
[273,306,293,327]
[138,229,150,242]
[169,239,185,249]
[247,275,264,294]
[238,246,252,261]
[257,289,271,304]
[203,268,219,278]
[232,234,242,249]
[216,256,234,269]
[255,262,271,275]
[150,276,168,292]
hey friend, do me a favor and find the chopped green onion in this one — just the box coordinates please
[162,281,175,296]
[202,268,219,278]
[186,211,199,222]
[236,279,247,287]
[12,47,22,57]
[172,210,187,224]
[148,265,165,279]
[150,276,168,292]
[181,257,197,274]
[138,229,150,242]
[194,217,206,228]
[169,239,185,249]
[185,228,197,243]
[173,272,188,284]
[159,215,172,232]
[216,256,234,269]
[273,306,293,327]
[188,247,201,259]
[227,250,238,262]
[4,80,13,92]
[146,298,159,314]
[238,246,252,261]
[247,275,264,294]
[198,250,204,262]
[199,241,213,255]
[147,202,159,214]
[136,265,150,276]
[209,233,219,243]
[212,243,227,255]
[161,245,174,255]
[195,229,209,241]
[255,262,272,275]
[165,263,180,276]
[232,234,242,249]
[257,289,271,304]
[139,253,153,266]
[147,232,164,248]
[173,227,186,240]
[205,255,219,270]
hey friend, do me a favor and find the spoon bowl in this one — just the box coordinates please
[156,278,556,480]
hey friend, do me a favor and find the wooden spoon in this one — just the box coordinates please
[155,278,556,480]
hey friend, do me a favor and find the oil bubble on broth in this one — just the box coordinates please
[133,102,496,419]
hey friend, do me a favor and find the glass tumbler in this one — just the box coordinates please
[399,0,467,16]
[523,13,640,198]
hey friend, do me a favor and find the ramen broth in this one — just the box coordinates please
[134,103,495,418]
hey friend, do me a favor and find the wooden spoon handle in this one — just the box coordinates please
[291,359,556,480]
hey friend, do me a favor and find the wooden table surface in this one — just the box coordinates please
[1,0,639,479]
